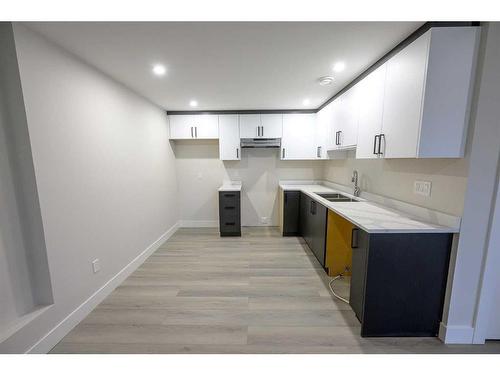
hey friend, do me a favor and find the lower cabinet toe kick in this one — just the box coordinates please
[281,188,454,338]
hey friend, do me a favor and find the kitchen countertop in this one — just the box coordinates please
[218,181,242,192]
[279,183,460,234]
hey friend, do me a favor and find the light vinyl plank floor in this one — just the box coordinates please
[51,227,500,354]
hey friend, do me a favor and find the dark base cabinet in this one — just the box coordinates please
[283,191,301,236]
[299,192,327,268]
[349,230,453,337]
[219,191,241,237]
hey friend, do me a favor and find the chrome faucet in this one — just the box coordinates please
[352,170,360,197]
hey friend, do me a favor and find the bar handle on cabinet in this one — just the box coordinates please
[351,228,359,249]
[282,148,285,159]
[378,134,385,155]
[236,148,239,159]
[338,131,342,146]
[261,126,264,137]
[317,146,321,158]
[195,126,197,138]
[191,127,194,138]
[373,135,379,155]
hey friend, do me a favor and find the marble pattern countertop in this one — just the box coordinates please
[279,183,460,234]
[218,181,242,192]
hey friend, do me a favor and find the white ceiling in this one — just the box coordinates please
[24,22,422,111]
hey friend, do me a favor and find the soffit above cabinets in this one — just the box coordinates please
[24,22,422,111]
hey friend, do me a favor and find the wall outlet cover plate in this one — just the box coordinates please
[414,180,432,197]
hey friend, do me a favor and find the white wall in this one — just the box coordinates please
[323,155,468,216]
[174,141,324,226]
[0,24,178,353]
[440,22,500,344]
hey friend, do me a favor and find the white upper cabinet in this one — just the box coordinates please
[330,86,360,150]
[260,114,283,138]
[380,27,479,158]
[355,64,388,159]
[315,106,332,159]
[381,32,430,158]
[239,114,261,138]
[239,114,283,138]
[281,114,317,160]
[169,114,219,139]
[219,115,240,161]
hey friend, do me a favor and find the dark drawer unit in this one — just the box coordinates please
[349,229,453,337]
[219,191,241,237]
[283,191,301,236]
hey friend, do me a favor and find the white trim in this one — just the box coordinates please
[26,221,179,353]
[179,220,218,228]
[438,322,474,344]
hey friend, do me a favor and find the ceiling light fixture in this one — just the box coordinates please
[152,64,166,76]
[333,61,346,73]
[318,76,334,86]
[302,99,311,106]
[189,100,198,107]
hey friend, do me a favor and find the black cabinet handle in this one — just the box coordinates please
[282,148,285,158]
[335,131,339,145]
[351,228,359,248]
[261,126,264,137]
[310,200,317,215]
[224,206,235,210]
[191,127,194,138]
[373,135,379,155]
[225,222,235,226]
[224,193,235,198]
[195,126,197,138]
[317,146,321,158]
[378,134,385,155]
[337,131,342,146]
[236,148,239,159]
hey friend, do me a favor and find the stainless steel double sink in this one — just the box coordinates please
[314,192,360,202]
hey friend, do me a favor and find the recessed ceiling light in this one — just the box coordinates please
[152,64,166,76]
[189,100,198,107]
[302,99,311,106]
[318,76,334,86]
[333,62,346,73]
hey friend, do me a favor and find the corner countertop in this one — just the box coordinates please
[279,183,460,234]
[218,181,242,192]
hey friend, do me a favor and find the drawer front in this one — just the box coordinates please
[219,191,239,206]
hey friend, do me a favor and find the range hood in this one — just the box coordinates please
[240,138,281,148]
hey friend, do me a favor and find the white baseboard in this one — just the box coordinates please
[179,220,218,228]
[438,322,475,344]
[26,221,180,353]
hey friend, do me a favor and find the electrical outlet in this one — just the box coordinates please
[414,180,432,197]
[92,259,101,274]
[261,216,269,224]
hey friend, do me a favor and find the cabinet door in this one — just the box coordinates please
[193,115,219,139]
[338,87,359,149]
[169,115,194,139]
[310,200,327,267]
[330,98,342,150]
[281,114,316,159]
[349,228,369,322]
[381,32,430,158]
[283,191,300,236]
[239,114,261,138]
[300,193,312,247]
[356,64,387,159]
[261,114,283,138]
[219,115,240,160]
[315,107,330,158]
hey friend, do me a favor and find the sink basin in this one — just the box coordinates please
[315,192,359,202]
